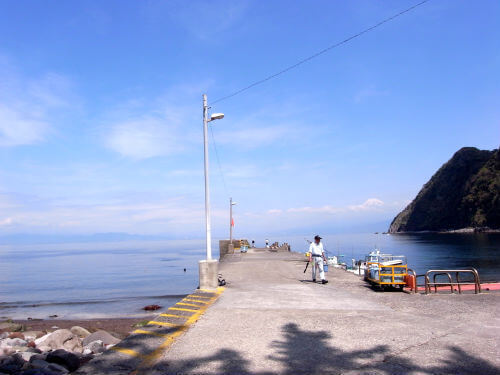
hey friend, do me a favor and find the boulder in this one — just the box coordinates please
[46,350,80,372]
[46,362,69,374]
[34,330,82,352]
[30,359,50,369]
[0,338,27,347]
[17,351,38,362]
[29,354,47,363]
[0,332,8,339]
[82,331,120,346]
[83,340,104,354]
[7,332,24,340]
[23,331,45,341]
[70,326,90,338]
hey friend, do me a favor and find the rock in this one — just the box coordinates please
[27,341,36,348]
[46,350,80,372]
[1,338,27,347]
[34,333,51,346]
[7,332,24,340]
[26,347,42,354]
[82,331,120,346]
[82,348,92,355]
[47,362,69,374]
[23,369,55,375]
[30,359,50,369]
[83,340,104,354]
[77,353,94,366]
[29,354,47,363]
[0,333,8,340]
[70,326,90,338]
[34,330,82,352]
[17,351,38,362]
[0,322,23,332]
[0,363,22,374]
[143,304,161,311]
[23,332,45,341]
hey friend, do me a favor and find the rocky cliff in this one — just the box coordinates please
[389,147,500,233]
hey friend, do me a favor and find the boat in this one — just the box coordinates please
[364,250,408,290]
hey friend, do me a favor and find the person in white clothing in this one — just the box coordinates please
[309,235,328,284]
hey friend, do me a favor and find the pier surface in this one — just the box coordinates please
[78,250,500,375]
[150,250,499,375]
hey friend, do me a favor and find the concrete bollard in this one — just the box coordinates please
[199,259,219,290]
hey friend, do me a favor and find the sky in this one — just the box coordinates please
[0,0,498,239]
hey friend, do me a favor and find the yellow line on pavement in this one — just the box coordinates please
[176,302,202,308]
[110,346,143,358]
[133,329,170,338]
[159,313,188,319]
[137,287,224,369]
[169,307,199,313]
[183,298,209,304]
[148,321,181,328]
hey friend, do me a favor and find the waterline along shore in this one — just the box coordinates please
[8,247,492,375]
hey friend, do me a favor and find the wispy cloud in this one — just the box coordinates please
[100,83,208,159]
[105,117,185,159]
[0,59,76,147]
[287,198,385,215]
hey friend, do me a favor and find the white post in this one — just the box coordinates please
[203,94,212,260]
[229,197,233,243]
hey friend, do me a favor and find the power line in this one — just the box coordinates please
[209,124,230,197]
[211,0,430,105]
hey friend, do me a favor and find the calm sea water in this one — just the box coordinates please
[1,233,499,319]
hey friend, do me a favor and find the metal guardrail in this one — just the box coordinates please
[424,269,481,294]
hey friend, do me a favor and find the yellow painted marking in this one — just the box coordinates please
[187,294,212,299]
[176,302,202,308]
[169,307,199,312]
[159,313,188,319]
[148,321,181,328]
[134,287,224,370]
[110,346,142,358]
[183,298,209,304]
[133,329,169,338]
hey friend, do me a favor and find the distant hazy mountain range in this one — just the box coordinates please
[389,147,500,233]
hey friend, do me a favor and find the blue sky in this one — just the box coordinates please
[0,0,498,238]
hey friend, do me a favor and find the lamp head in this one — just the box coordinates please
[210,113,224,121]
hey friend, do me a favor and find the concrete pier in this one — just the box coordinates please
[148,250,500,375]
[77,250,500,375]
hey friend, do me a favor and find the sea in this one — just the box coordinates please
[1,233,499,320]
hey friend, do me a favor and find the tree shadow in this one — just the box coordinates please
[146,322,499,375]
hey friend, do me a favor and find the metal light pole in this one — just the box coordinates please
[199,94,224,289]
[229,197,237,243]
[202,94,211,260]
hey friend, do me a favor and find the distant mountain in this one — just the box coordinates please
[389,147,500,233]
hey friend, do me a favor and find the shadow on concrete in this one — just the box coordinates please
[146,323,499,375]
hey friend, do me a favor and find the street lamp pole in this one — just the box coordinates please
[229,197,233,243]
[202,94,212,260]
[199,94,224,290]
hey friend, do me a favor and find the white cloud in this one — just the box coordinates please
[267,209,282,214]
[0,59,75,147]
[348,198,384,211]
[0,217,13,226]
[0,105,50,146]
[105,117,184,159]
[286,198,384,215]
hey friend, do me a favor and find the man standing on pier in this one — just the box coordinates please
[309,235,328,284]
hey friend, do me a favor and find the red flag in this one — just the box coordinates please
[231,218,235,227]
